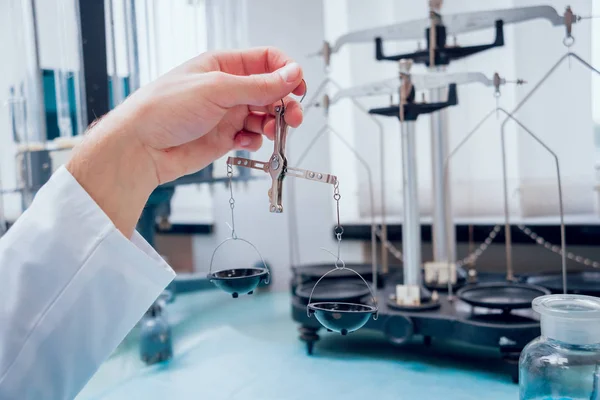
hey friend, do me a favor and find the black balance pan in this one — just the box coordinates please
[526,271,600,297]
[292,263,385,287]
[457,282,550,311]
[295,279,371,305]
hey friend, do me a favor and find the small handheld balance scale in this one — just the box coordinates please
[207,93,378,335]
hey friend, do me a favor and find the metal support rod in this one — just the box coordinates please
[429,72,455,264]
[500,113,567,292]
[500,124,513,281]
[379,116,389,273]
[401,121,421,286]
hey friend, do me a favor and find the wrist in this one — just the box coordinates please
[66,109,159,237]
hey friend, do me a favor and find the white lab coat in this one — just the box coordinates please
[0,167,175,400]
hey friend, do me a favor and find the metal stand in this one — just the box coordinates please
[429,76,455,264]
[400,119,421,289]
[375,2,499,276]
[426,8,455,265]
[368,59,458,307]
[316,3,579,276]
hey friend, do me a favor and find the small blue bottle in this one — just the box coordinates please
[519,294,600,400]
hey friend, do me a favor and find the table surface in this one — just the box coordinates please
[77,291,519,400]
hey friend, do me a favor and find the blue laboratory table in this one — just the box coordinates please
[77,291,518,400]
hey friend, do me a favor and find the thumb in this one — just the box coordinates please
[214,63,303,108]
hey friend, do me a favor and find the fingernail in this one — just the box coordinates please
[278,62,301,83]
[239,136,252,147]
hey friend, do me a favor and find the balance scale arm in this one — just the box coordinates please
[323,5,573,55]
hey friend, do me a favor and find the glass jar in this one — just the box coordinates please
[519,294,600,400]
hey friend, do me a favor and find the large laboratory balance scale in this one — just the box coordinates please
[287,3,599,382]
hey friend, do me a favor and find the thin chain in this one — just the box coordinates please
[517,225,600,268]
[227,163,237,239]
[374,227,403,262]
[373,224,501,267]
[456,225,502,267]
[333,180,344,268]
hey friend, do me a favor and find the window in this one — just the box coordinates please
[116,0,213,224]
[0,0,214,224]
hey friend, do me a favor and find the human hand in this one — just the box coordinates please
[117,46,306,184]
[67,47,306,236]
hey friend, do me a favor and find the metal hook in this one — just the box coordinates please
[277,79,307,113]
[299,79,307,104]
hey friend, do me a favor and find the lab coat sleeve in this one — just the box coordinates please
[0,166,175,400]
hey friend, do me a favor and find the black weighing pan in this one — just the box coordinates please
[526,271,600,297]
[457,282,550,311]
[292,263,386,288]
[295,279,371,305]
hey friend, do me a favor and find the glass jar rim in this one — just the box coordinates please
[533,294,600,320]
